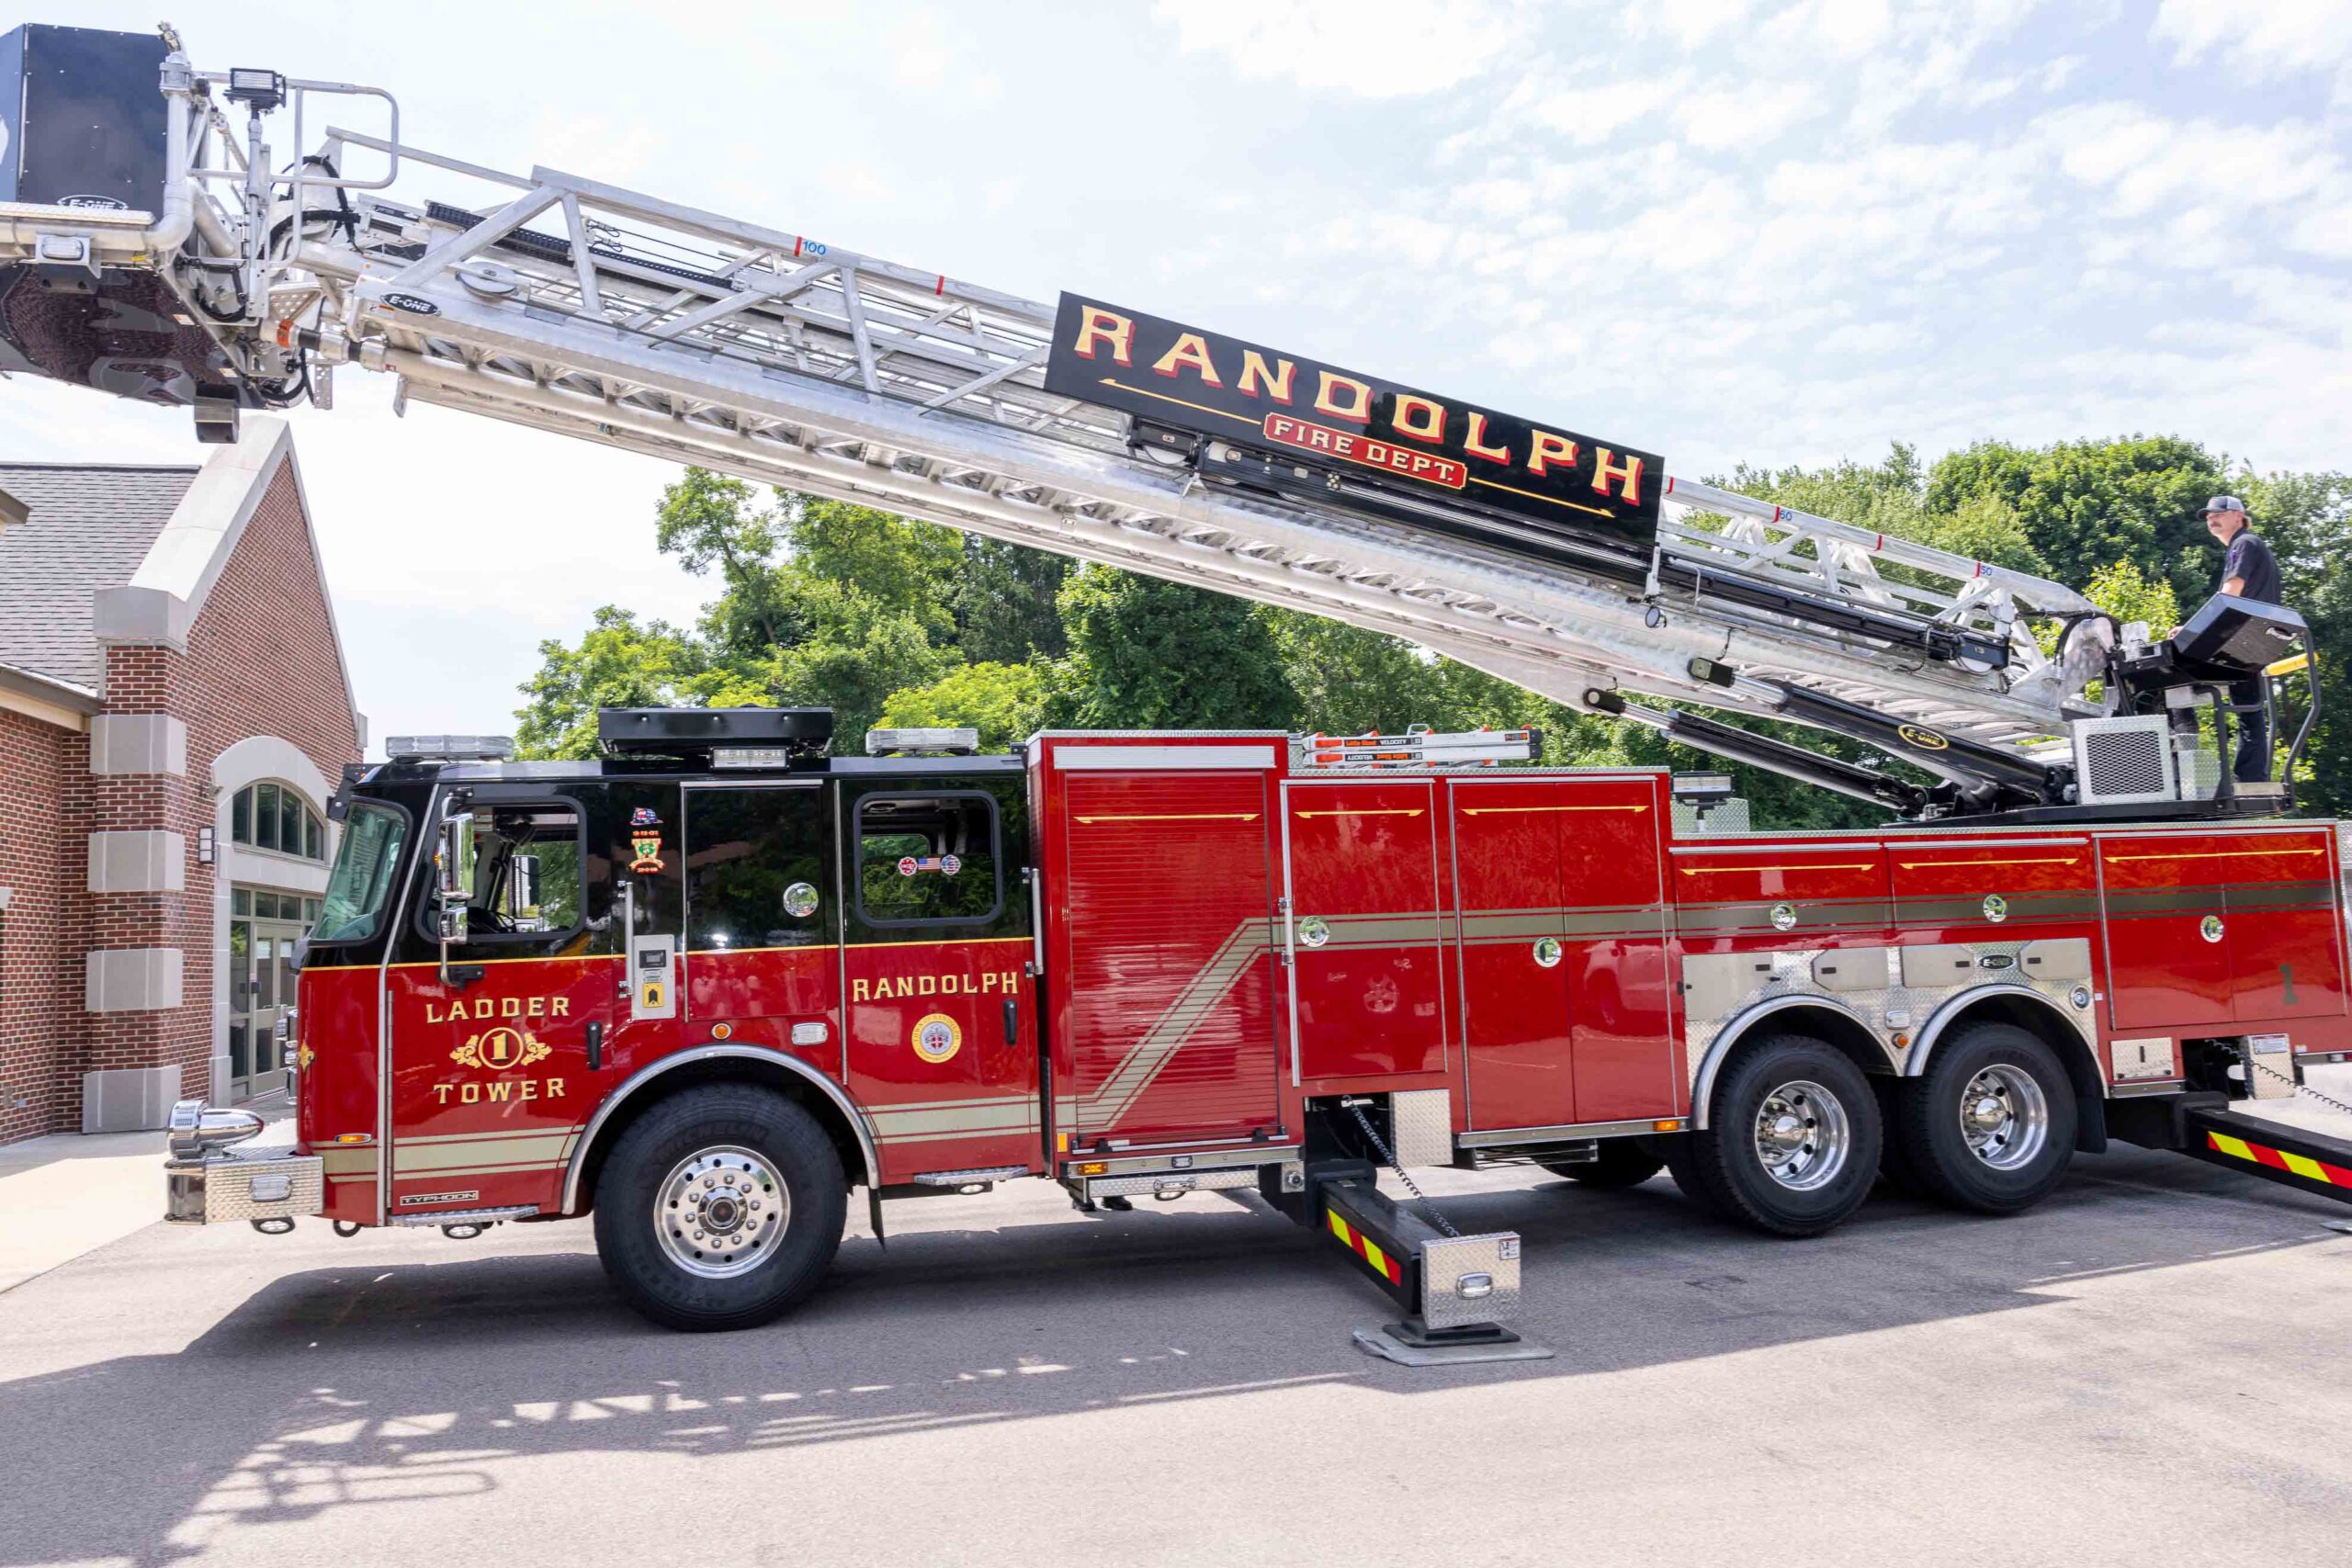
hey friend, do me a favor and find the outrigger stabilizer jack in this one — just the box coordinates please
[1304,1164,1555,1366]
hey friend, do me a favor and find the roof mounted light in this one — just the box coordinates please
[866,728,979,756]
[385,735,515,762]
[225,67,287,112]
[598,706,834,758]
[1671,771,1735,801]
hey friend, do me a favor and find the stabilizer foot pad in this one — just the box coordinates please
[1352,1325,1556,1366]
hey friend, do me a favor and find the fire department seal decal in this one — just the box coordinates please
[451,1026,552,1071]
[630,831,665,874]
[910,1011,963,1065]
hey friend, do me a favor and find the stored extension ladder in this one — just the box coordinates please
[1299,728,1538,769]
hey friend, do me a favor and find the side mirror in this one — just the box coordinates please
[435,811,473,902]
[435,810,479,988]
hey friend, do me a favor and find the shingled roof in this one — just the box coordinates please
[0,463,199,694]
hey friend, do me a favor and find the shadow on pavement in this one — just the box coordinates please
[3,1145,2345,1564]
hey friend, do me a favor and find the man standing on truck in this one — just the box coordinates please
[2202,494,2282,783]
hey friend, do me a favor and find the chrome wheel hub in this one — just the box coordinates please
[1751,1079,1850,1191]
[656,1145,786,1279]
[1957,1064,2048,1171]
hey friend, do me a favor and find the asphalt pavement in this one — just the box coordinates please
[5,1115,2351,1568]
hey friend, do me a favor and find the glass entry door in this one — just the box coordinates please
[230,887,317,1100]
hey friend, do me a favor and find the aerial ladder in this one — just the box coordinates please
[0,24,2312,818]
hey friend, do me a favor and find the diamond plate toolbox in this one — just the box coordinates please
[165,1146,323,1224]
[1419,1230,1522,1330]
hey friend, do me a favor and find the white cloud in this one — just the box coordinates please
[1521,75,1689,144]
[2038,105,2351,261]
[1779,0,1895,59]
[1675,82,1824,149]
[890,7,1003,101]
[1628,0,1754,48]
[527,113,662,186]
[2153,0,2352,100]
[1148,0,1531,97]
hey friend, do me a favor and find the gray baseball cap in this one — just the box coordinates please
[2200,494,2248,515]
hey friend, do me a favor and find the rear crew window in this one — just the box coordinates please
[855,794,1001,926]
[685,786,830,951]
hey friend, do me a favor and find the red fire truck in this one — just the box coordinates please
[8,25,2352,1353]
[161,706,2352,1351]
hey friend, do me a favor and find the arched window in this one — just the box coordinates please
[232,781,325,861]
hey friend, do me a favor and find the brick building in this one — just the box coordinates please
[0,417,364,1142]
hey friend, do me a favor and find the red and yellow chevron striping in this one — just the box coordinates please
[1327,1210,1403,1285]
[2205,1130,2352,1188]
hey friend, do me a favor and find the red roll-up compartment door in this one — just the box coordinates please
[1058,772,1281,1144]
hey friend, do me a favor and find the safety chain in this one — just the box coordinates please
[2250,1056,2352,1122]
[1347,1101,1461,1239]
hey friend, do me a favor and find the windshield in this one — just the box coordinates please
[314,803,409,944]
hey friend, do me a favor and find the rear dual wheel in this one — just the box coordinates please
[1897,1024,2076,1214]
[1680,1034,1882,1236]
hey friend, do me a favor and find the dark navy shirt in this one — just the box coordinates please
[2222,528,2281,604]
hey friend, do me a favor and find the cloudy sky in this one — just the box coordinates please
[12,0,2348,750]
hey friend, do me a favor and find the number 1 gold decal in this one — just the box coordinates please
[451,1026,551,1071]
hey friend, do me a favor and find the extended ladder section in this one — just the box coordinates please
[0,32,2154,787]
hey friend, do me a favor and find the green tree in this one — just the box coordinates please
[1717,444,1931,540]
[878,660,1052,752]
[782,492,963,638]
[654,469,796,659]
[1051,566,1299,730]
[754,574,959,745]
[2080,558,2179,637]
[514,606,699,759]
[953,536,1069,663]
[1927,435,2226,607]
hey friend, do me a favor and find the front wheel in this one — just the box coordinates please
[1899,1024,2076,1214]
[1686,1035,1881,1236]
[593,1084,847,1332]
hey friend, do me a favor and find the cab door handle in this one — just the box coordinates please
[1001,999,1018,1045]
[586,1020,604,1072]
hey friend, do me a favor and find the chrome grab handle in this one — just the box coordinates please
[616,879,637,998]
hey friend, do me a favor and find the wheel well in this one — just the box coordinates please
[569,1057,872,1216]
[1916,994,2108,1154]
[1695,1001,1895,1128]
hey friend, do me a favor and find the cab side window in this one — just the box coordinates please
[441,802,586,943]
[855,794,1001,926]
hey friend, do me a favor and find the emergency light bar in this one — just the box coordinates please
[865,728,980,756]
[385,735,514,762]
